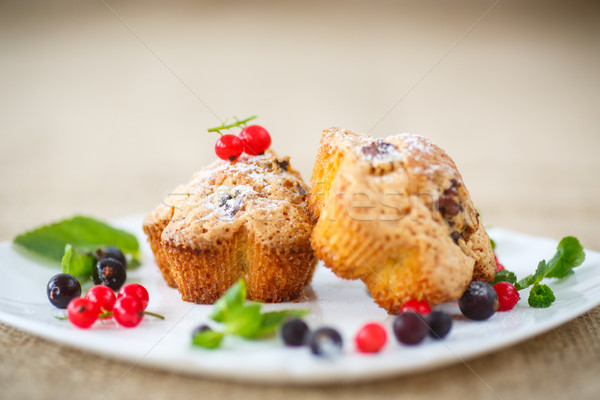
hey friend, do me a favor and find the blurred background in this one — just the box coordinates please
[1,0,599,248]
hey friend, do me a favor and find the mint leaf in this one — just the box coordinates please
[528,284,556,308]
[545,236,586,279]
[490,238,496,251]
[198,279,311,347]
[224,303,263,338]
[253,309,310,338]
[192,329,225,349]
[493,269,517,285]
[61,244,95,282]
[210,279,246,323]
[13,216,140,262]
[515,260,549,291]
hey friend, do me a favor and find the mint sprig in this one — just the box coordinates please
[515,260,549,291]
[13,216,140,262]
[13,215,140,284]
[528,284,556,308]
[192,279,310,349]
[498,236,585,308]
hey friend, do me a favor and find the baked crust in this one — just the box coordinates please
[143,151,317,304]
[309,128,496,312]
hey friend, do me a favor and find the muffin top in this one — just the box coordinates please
[309,127,496,298]
[146,150,312,251]
[314,128,479,253]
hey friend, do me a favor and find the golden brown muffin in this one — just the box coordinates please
[143,151,317,304]
[309,127,496,313]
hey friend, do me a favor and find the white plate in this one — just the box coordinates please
[1,215,599,384]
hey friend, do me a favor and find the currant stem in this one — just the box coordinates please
[207,115,257,134]
[98,310,165,320]
[144,311,165,320]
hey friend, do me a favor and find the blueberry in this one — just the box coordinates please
[94,247,127,268]
[309,327,343,357]
[393,312,428,345]
[459,281,499,320]
[93,257,126,291]
[281,318,310,346]
[47,273,81,309]
[426,311,453,339]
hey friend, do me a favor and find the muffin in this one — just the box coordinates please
[143,150,317,304]
[309,127,496,313]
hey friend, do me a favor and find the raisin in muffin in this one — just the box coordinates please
[143,150,317,304]
[309,127,495,313]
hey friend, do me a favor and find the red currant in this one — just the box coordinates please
[239,125,271,155]
[67,298,99,329]
[215,134,243,161]
[399,299,432,315]
[493,281,520,311]
[118,283,149,311]
[355,323,387,353]
[113,296,144,328]
[85,285,117,318]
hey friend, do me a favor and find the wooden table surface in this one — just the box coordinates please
[1,1,599,398]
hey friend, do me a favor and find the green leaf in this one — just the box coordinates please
[61,244,95,282]
[490,238,496,251]
[192,329,225,349]
[253,309,310,338]
[194,278,311,348]
[224,303,263,338]
[545,236,586,279]
[13,215,140,262]
[528,284,556,308]
[493,269,517,285]
[210,279,247,323]
[515,260,549,291]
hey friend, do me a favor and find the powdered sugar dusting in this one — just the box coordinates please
[158,150,311,240]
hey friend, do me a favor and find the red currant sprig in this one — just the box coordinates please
[207,115,271,161]
[66,283,163,329]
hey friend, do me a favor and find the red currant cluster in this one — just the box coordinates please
[66,283,162,329]
[209,116,271,161]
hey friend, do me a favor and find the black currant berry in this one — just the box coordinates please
[425,311,453,339]
[281,318,310,346]
[459,281,499,321]
[47,273,81,309]
[309,327,343,357]
[93,257,126,291]
[393,312,428,345]
[94,246,127,268]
